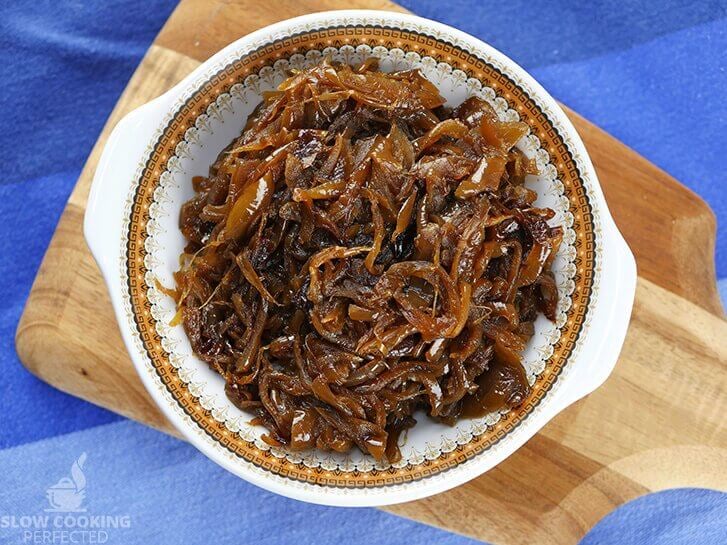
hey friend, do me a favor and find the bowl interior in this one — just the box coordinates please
[122,16,597,493]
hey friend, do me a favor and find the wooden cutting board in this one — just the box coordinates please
[15,1,727,543]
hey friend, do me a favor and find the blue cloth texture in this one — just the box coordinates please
[0,1,724,544]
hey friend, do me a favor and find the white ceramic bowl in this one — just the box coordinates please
[85,10,637,506]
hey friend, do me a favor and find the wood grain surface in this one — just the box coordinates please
[15,1,727,544]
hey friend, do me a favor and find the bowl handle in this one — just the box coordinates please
[84,99,165,278]
[551,231,637,414]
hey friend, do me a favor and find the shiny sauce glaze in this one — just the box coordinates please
[171,59,562,462]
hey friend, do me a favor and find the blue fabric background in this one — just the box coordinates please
[0,1,724,543]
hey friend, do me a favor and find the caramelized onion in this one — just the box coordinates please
[173,59,560,462]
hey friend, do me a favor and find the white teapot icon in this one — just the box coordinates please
[45,453,87,512]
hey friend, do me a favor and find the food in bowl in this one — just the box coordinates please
[86,10,637,505]
[168,59,563,463]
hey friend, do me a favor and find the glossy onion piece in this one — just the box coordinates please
[223,172,274,241]
[173,59,560,463]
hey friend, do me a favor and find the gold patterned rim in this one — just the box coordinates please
[125,25,595,488]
